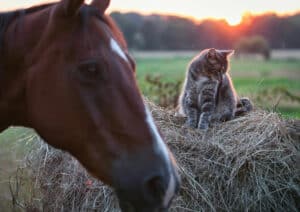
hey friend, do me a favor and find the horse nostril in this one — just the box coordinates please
[143,175,166,202]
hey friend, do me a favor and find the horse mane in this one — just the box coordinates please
[0,12,17,76]
[0,12,16,54]
[0,3,126,56]
[0,4,54,52]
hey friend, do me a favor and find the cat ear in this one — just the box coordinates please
[220,50,234,57]
[207,48,217,59]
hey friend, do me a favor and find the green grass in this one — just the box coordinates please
[135,57,300,118]
[231,58,300,73]
[136,57,300,81]
[136,57,189,81]
[278,107,300,118]
[233,78,300,95]
[0,128,34,210]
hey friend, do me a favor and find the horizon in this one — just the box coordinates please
[110,10,300,25]
[1,0,300,26]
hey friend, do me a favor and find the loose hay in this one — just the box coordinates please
[12,102,300,211]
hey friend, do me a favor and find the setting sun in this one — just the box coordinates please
[1,0,300,23]
[225,15,243,26]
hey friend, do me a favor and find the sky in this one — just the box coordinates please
[1,0,300,25]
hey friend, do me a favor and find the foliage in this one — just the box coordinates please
[256,86,300,104]
[234,36,271,60]
[111,12,300,50]
[143,75,181,108]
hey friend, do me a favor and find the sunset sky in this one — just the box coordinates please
[1,0,300,25]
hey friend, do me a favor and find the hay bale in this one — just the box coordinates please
[14,102,300,211]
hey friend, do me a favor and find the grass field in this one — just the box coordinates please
[0,128,34,211]
[0,51,299,209]
[135,55,300,118]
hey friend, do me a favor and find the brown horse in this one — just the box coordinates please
[0,0,180,211]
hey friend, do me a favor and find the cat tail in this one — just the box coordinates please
[235,97,253,116]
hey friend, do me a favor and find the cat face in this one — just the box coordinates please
[205,48,234,81]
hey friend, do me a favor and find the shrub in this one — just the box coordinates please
[234,36,271,60]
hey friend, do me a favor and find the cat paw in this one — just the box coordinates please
[211,114,221,122]
[184,121,197,128]
[219,113,234,122]
[197,122,209,130]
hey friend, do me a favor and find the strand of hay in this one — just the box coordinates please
[12,102,300,211]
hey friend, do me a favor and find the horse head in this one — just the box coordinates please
[0,0,180,210]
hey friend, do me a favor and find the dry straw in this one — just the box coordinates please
[12,101,300,211]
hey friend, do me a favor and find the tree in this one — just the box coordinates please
[234,36,271,60]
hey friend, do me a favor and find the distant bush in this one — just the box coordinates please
[143,75,181,108]
[234,36,271,60]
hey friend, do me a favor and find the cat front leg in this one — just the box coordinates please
[197,81,218,129]
[198,101,215,129]
[198,113,211,129]
[184,92,199,128]
[217,100,236,122]
[219,110,235,122]
[185,107,199,128]
[216,74,237,122]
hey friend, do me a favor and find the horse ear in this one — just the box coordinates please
[58,0,84,17]
[91,0,111,14]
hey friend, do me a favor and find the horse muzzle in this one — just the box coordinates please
[112,150,180,212]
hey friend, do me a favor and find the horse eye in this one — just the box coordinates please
[75,62,106,84]
[78,63,99,78]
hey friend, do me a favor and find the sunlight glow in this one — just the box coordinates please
[225,15,243,26]
[1,0,300,24]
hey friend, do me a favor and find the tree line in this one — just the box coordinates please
[110,12,300,50]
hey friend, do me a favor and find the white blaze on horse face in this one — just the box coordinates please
[163,173,175,207]
[110,38,128,62]
[145,106,176,207]
[145,106,170,162]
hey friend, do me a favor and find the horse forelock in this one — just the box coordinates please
[100,15,127,50]
[0,3,54,66]
[82,7,130,65]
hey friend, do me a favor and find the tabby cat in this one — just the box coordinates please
[178,48,252,129]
